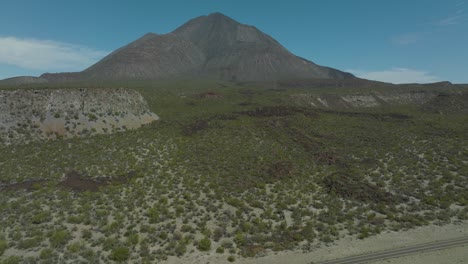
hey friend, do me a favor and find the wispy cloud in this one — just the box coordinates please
[392,3,466,46]
[391,33,422,46]
[437,2,466,25]
[0,37,108,72]
[437,14,465,25]
[347,68,441,84]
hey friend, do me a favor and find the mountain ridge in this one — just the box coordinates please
[2,12,354,84]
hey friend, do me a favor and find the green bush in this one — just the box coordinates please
[233,233,245,246]
[67,241,84,253]
[18,237,41,249]
[358,227,370,239]
[126,234,139,246]
[40,248,54,259]
[32,211,50,224]
[228,255,236,262]
[49,229,70,248]
[147,207,160,223]
[216,246,225,253]
[1,256,21,264]
[198,237,211,251]
[82,229,92,240]
[110,247,130,262]
[175,242,187,256]
[159,232,168,240]
[0,239,7,256]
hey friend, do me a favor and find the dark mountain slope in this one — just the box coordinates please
[79,33,206,80]
[4,12,354,83]
[172,12,353,81]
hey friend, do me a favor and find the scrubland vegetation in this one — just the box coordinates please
[0,81,467,263]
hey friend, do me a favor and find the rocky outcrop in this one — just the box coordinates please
[0,88,158,144]
[291,91,439,109]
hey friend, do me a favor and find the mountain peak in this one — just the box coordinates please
[207,12,230,18]
[204,12,239,23]
[30,13,354,82]
[172,12,267,55]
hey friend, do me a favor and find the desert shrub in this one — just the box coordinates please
[39,248,54,259]
[110,247,130,262]
[67,215,85,224]
[1,255,22,264]
[0,239,7,256]
[216,246,225,253]
[67,241,85,253]
[322,171,397,204]
[319,234,333,243]
[226,197,245,209]
[102,237,119,251]
[233,233,246,246]
[227,255,236,262]
[181,224,193,233]
[301,221,316,241]
[126,233,139,246]
[174,242,187,256]
[82,229,92,240]
[49,229,70,248]
[18,237,41,249]
[159,232,168,240]
[147,207,160,223]
[358,227,370,239]
[172,232,183,241]
[213,227,225,241]
[31,211,51,224]
[221,239,234,249]
[81,248,96,261]
[175,206,184,215]
[202,228,212,238]
[198,237,211,251]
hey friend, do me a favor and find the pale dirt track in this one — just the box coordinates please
[317,236,468,264]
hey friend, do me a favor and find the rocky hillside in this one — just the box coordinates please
[0,88,158,144]
[7,12,353,84]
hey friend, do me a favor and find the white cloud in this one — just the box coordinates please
[437,3,466,26]
[438,14,465,25]
[347,68,441,84]
[0,36,108,72]
[391,33,421,46]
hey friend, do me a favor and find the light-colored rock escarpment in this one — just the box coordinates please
[291,91,439,109]
[0,88,158,144]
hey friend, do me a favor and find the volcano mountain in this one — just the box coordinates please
[37,12,353,83]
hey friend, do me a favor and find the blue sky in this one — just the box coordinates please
[0,0,467,83]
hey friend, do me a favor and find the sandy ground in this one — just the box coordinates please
[162,220,468,264]
[370,245,467,264]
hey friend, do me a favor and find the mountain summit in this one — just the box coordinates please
[42,12,353,82]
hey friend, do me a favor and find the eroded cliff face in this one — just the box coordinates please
[0,88,159,144]
[291,91,439,109]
